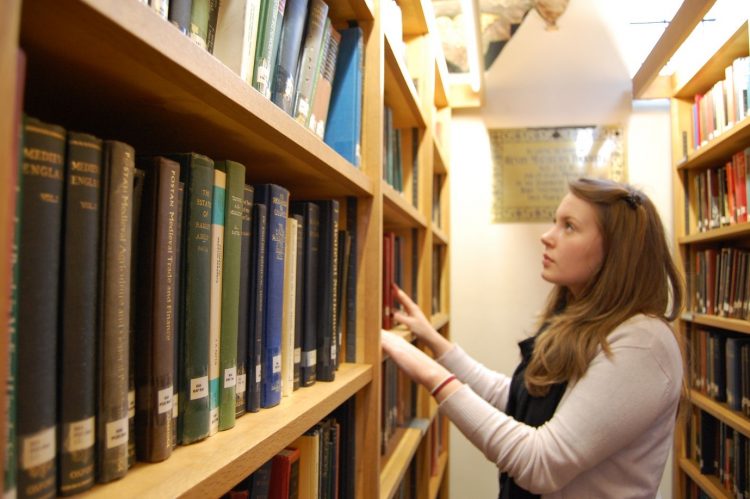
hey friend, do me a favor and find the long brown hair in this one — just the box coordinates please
[525,177,685,396]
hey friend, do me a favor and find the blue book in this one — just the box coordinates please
[254,184,290,408]
[324,26,363,167]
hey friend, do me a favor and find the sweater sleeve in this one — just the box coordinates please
[437,320,682,494]
[437,344,512,412]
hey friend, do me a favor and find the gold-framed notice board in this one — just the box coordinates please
[490,126,626,223]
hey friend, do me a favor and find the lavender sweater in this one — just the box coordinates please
[437,314,682,498]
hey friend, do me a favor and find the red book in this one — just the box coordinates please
[269,447,301,499]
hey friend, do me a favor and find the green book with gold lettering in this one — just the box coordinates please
[216,160,246,431]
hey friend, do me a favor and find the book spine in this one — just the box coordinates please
[134,156,179,463]
[246,203,267,412]
[128,168,146,469]
[281,217,298,397]
[17,116,65,498]
[256,184,290,407]
[236,185,254,418]
[293,214,304,390]
[291,202,319,386]
[308,26,341,138]
[189,0,210,49]
[59,132,102,495]
[253,0,283,98]
[218,161,245,431]
[304,18,331,129]
[97,140,135,483]
[293,0,329,124]
[172,181,185,449]
[209,169,226,436]
[345,197,357,363]
[271,0,309,114]
[168,0,193,35]
[172,153,214,444]
[206,0,220,53]
[316,200,338,381]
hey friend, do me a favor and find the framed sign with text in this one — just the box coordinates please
[490,126,626,223]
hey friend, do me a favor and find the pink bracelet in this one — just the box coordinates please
[430,374,457,397]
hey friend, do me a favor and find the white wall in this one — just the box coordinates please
[446,1,675,497]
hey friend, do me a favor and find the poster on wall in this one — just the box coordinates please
[489,126,626,223]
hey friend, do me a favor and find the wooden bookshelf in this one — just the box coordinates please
[3,0,451,497]
[642,2,750,496]
[428,451,449,499]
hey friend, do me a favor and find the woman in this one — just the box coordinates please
[381,177,685,498]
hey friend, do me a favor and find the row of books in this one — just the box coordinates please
[139,0,364,166]
[688,328,750,416]
[383,106,406,193]
[432,174,444,228]
[381,356,417,456]
[692,55,750,150]
[691,147,750,233]
[223,398,355,499]
[686,409,749,498]
[382,231,406,330]
[431,245,443,316]
[691,247,750,321]
[10,116,357,497]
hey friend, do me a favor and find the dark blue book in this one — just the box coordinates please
[168,0,193,35]
[271,0,309,114]
[314,199,338,381]
[253,184,289,407]
[290,201,319,386]
[324,26,363,166]
[246,203,267,413]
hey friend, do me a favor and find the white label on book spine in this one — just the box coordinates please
[210,409,219,432]
[224,367,237,388]
[272,354,281,373]
[256,364,262,383]
[297,98,309,118]
[128,389,135,418]
[158,387,173,415]
[331,343,337,362]
[172,393,179,418]
[294,348,301,364]
[21,426,55,469]
[105,417,129,449]
[237,373,247,393]
[190,376,209,400]
[66,416,95,452]
[302,349,317,368]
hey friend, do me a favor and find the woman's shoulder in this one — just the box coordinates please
[607,314,682,375]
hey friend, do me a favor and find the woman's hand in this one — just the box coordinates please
[381,330,460,401]
[391,284,453,357]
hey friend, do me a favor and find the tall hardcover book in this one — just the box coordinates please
[17,116,65,498]
[4,49,25,499]
[324,26,364,166]
[128,168,146,469]
[254,184,290,407]
[293,425,321,499]
[168,153,214,444]
[269,447,301,499]
[315,200,339,381]
[58,131,102,495]
[344,197,357,363]
[133,156,180,463]
[281,217,298,397]
[236,185,254,417]
[292,213,304,390]
[209,169,226,436]
[97,140,135,483]
[252,0,287,98]
[168,0,193,35]
[189,0,211,49]
[172,181,185,449]
[214,0,263,84]
[246,203,267,412]
[293,0,328,125]
[290,201,319,386]
[217,161,245,431]
[270,0,309,114]
[335,229,351,370]
[308,25,341,138]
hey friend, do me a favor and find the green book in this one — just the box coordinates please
[216,160,246,431]
[168,153,214,445]
[252,0,285,98]
[189,0,211,50]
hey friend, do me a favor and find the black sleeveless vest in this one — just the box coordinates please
[498,332,567,499]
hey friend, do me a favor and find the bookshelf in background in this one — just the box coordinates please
[639,3,750,497]
[1,0,451,498]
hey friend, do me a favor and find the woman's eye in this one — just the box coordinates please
[565,222,574,231]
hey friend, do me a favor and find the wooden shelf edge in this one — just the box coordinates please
[399,0,429,36]
[383,182,428,228]
[384,32,427,129]
[81,364,372,499]
[678,457,733,498]
[428,451,449,499]
[430,312,449,331]
[632,0,716,99]
[680,312,750,335]
[433,138,448,175]
[380,420,429,499]
[678,220,750,244]
[688,389,750,438]
[432,225,448,245]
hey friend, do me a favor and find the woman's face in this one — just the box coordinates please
[540,193,604,297]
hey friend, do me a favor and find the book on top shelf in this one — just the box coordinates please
[271,0,309,115]
[213,0,263,84]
